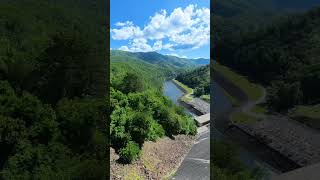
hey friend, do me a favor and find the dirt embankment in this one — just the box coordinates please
[110,135,195,180]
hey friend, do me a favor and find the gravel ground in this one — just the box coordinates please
[110,135,195,180]
[188,98,210,115]
[236,115,320,167]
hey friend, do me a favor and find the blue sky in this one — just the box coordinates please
[110,0,210,59]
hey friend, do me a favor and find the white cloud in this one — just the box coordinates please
[111,4,210,52]
[111,22,143,40]
[129,38,153,52]
[119,38,152,52]
[115,21,133,27]
[118,46,129,51]
[152,40,162,51]
[166,53,188,58]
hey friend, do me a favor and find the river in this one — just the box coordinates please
[163,80,278,179]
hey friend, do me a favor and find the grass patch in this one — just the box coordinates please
[124,167,143,180]
[140,151,160,173]
[231,111,260,124]
[172,79,193,94]
[221,89,241,107]
[251,105,268,114]
[172,79,193,103]
[213,63,263,102]
[200,94,210,102]
[289,104,320,129]
[181,95,193,102]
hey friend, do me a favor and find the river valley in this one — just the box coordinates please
[163,80,281,179]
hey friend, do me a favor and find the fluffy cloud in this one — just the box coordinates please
[129,38,153,52]
[166,53,188,58]
[112,4,209,52]
[111,21,143,40]
[118,46,129,51]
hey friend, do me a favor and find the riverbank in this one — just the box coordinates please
[212,64,297,174]
[172,79,193,102]
[213,63,264,102]
[171,79,210,116]
[213,66,265,124]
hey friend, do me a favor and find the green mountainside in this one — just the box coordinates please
[217,7,320,111]
[0,0,107,179]
[111,50,209,73]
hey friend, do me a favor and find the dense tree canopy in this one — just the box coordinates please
[0,0,107,179]
[176,65,210,97]
[215,6,320,111]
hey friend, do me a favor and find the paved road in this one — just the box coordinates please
[172,127,210,180]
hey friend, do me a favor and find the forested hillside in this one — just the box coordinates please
[176,65,210,97]
[110,53,196,163]
[111,50,209,76]
[0,0,107,179]
[216,7,320,111]
[212,0,320,52]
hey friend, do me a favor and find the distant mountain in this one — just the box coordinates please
[193,58,210,65]
[111,50,209,69]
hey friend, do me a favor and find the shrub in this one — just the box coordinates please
[147,120,165,141]
[267,81,303,111]
[119,141,140,163]
[128,112,152,146]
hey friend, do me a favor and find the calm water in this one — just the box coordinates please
[212,81,232,116]
[163,80,183,104]
[163,80,197,117]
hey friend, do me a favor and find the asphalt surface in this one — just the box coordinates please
[172,127,210,180]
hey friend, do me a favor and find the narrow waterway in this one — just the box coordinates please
[163,80,198,117]
[163,80,279,179]
[163,80,184,105]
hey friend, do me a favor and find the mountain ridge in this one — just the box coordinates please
[111,50,210,68]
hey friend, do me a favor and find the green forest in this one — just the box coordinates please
[110,51,197,163]
[176,65,210,98]
[216,6,320,112]
[0,0,107,179]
